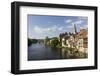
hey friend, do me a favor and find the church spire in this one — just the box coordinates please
[73,24,77,34]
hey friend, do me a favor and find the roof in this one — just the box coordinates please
[77,29,88,39]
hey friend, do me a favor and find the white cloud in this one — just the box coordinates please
[72,20,83,25]
[33,26,48,33]
[58,27,63,31]
[33,25,64,34]
[48,22,52,24]
[80,25,88,29]
[71,16,88,25]
[65,19,72,23]
[67,25,73,28]
[50,25,57,31]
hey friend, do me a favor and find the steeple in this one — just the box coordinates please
[73,24,77,34]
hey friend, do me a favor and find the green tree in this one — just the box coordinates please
[44,36,50,45]
[50,38,59,47]
[32,39,38,43]
[28,38,32,46]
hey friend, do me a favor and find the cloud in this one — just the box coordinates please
[33,26,49,33]
[80,25,87,29]
[66,25,73,28]
[78,17,88,20]
[65,19,72,23]
[48,22,52,24]
[72,20,83,25]
[70,16,88,25]
[33,25,64,34]
[58,27,63,31]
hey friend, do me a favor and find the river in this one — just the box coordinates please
[28,43,84,61]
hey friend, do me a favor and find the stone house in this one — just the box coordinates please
[60,24,88,53]
[76,29,88,53]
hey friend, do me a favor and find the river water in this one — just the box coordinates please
[28,43,83,61]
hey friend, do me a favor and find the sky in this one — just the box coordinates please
[28,15,88,39]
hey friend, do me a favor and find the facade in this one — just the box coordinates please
[61,24,77,48]
[60,24,88,53]
[76,29,88,53]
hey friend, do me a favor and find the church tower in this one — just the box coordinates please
[73,24,77,34]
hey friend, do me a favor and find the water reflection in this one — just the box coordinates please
[61,48,70,59]
[28,43,87,61]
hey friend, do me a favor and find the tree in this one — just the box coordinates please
[28,38,32,46]
[28,38,38,46]
[50,38,59,47]
[44,36,50,45]
[32,39,38,43]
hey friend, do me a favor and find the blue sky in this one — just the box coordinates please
[28,15,88,39]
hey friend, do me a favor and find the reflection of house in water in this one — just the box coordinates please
[60,24,88,53]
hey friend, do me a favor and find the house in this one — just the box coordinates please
[76,29,88,53]
[62,36,70,47]
[61,24,77,48]
[60,23,88,54]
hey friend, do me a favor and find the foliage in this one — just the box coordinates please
[44,36,50,45]
[28,38,33,46]
[28,38,38,46]
[32,39,38,43]
[50,38,60,47]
